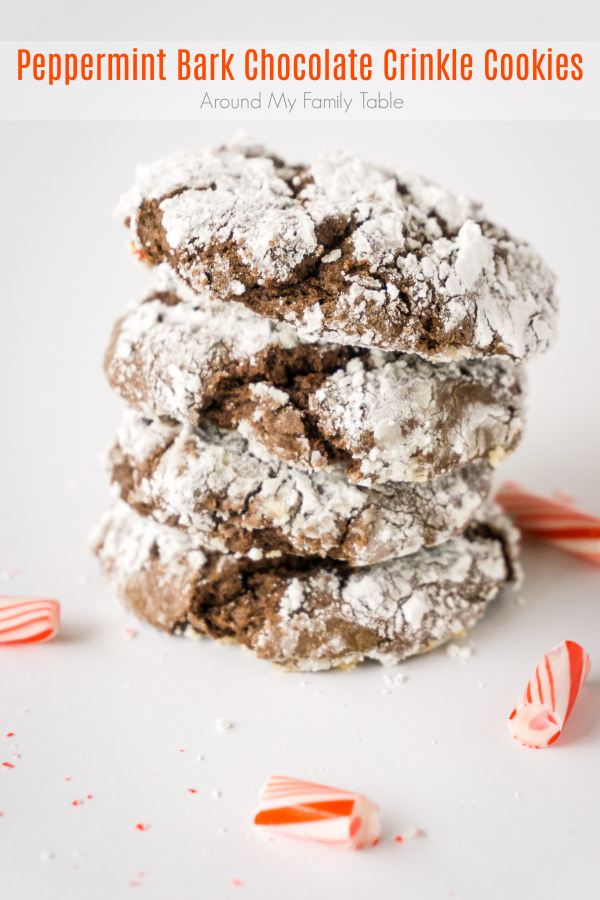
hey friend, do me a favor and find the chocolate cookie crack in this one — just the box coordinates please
[183,551,349,645]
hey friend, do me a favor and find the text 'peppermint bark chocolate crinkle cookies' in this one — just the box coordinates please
[93,137,559,669]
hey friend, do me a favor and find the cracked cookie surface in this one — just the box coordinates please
[92,500,520,671]
[115,135,558,362]
[104,268,526,486]
[109,406,494,566]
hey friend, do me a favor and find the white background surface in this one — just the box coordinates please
[2,0,599,41]
[1,120,599,899]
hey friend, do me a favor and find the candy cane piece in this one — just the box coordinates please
[495,482,600,565]
[128,242,151,267]
[0,597,60,644]
[254,775,380,849]
[509,641,590,748]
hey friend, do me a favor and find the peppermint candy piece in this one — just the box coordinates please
[509,641,591,748]
[254,775,380,849]
[0,597,61,644]
[496,482,600,565]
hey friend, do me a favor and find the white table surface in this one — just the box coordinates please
[1,120,599,899]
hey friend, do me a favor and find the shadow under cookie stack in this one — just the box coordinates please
[93,137,558,672]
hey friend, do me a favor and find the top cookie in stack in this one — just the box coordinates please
[115,135,557,361]
[93,136,557,672]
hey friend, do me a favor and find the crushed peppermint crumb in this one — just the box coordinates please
[123,628,137,639]
[2,762,14,769]
[2,569,20,581]
[216,718,232,731]
[395,827,423,842]
[187,788,197,794]
[135,823,149,831]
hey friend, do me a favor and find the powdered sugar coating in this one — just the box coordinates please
[105,265,301,424]
[90,500,207,631]
[109,407,494,566]
[116,137,558,362]
[104,271,526,486]
[92,501,519,671]
[307,353,525,484]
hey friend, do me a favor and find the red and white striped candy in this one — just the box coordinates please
[0,597,60,644]
[254,775,380,849]
[509,641,590,748]
[496,482,600,565]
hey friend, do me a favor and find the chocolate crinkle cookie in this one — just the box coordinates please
[109,406,494,567]
[104,267,526,486]
[92,500,520,672]
[115,134,558,362]
[92,135,558,669]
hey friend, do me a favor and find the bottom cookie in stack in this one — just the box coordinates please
[92,496,520,672]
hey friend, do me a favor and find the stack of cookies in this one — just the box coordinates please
[93,136,558,671]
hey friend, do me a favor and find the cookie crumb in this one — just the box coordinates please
[446,643,473,661]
